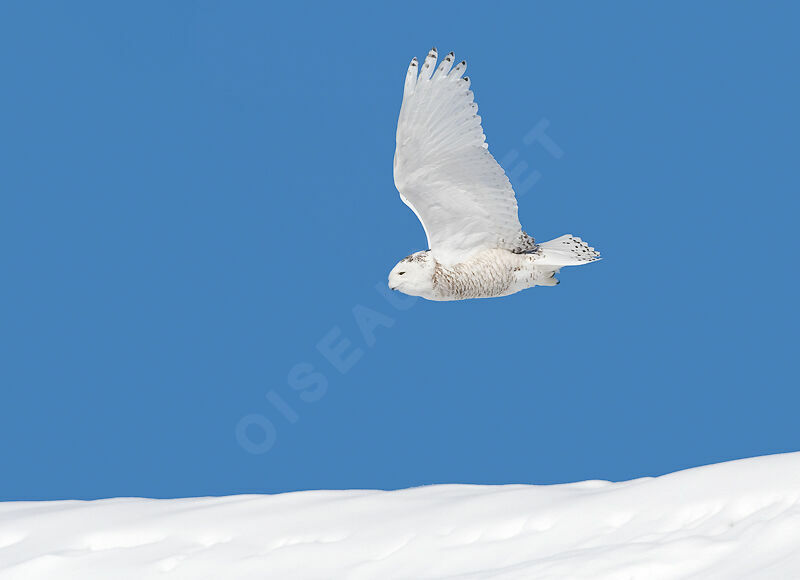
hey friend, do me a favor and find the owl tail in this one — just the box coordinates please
[535,235,601,267]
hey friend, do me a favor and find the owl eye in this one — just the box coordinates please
[398,271,406,275]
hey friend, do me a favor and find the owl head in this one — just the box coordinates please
[388,251,435,297]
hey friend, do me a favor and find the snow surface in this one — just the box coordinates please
[1,453,799,579]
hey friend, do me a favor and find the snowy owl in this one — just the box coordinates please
[389,48,600,301]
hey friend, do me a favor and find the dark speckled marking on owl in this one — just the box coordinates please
[511,232,539,254]
[402,251,430,263]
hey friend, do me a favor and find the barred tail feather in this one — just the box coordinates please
[535,235,601,267]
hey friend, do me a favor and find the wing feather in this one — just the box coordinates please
[393,49,523,265]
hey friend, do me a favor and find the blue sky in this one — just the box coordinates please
[1,1,799,500]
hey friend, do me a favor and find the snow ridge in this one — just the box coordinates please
[1,453,799,579]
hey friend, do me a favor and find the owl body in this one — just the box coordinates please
[388,235,598,301]
[430,249,550,301]
[387,48,600,301]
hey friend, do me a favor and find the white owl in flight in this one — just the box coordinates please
[389,48,600,301]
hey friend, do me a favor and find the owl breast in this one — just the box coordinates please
[431,250,526,300]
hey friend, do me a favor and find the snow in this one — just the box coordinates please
[1,453,799,579]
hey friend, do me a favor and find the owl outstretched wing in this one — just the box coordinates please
[393,48,525,267]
